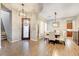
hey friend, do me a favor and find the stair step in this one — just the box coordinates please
[1,38,7,40]
[1,33,7,36]
[1,36,6,38]
[1,35,6,36]
[1,37,7,38]
[1,32,7,40]
[1,35,7,38]
[1,32,6,35]
[1,37,7,39]
[1,34,6,35]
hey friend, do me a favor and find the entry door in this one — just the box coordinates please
[22,18,30,40]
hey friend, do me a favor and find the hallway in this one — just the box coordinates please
[0,39,79,56]
[1,3,79,56]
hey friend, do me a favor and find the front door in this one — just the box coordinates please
[22,18,30,40]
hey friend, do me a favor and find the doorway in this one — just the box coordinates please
[1,4,12,47]
[22,18,30,40]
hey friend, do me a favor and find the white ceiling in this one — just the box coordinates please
[3,3,79,20]
[39,3,79,20]
[3,3,43,13]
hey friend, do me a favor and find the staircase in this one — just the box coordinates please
[1,19,7,40]
[1,32,7,40]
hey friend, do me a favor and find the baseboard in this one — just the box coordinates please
[11,39,21,43]
[7,39,21,43]
[30,39,38,41]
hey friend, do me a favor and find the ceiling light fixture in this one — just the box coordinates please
[19,3,26,17]
[53,12,59,27]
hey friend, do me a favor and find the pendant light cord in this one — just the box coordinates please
[54,12,57,22]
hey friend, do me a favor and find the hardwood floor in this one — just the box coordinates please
[0,39,79,56]
[1,40,10,48]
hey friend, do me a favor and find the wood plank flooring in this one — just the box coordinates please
[0,39,79,56]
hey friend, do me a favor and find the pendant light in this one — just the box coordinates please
[19,3,26,17]
[53,12,59,27]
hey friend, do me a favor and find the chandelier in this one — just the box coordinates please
[53,12,59,27]
[19,3,26,17]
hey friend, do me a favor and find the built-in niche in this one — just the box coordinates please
[67,20,73,37]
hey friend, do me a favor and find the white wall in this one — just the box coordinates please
[11,10,21,42]
[30,13,37,41]
[75,16,79,31]
[11,10,39,42]
[39,21,45,37]
[27,13,39,41]
[73,16,79,44]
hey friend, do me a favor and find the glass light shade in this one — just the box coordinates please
[53,22,59,27]
[19,12,26,17]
